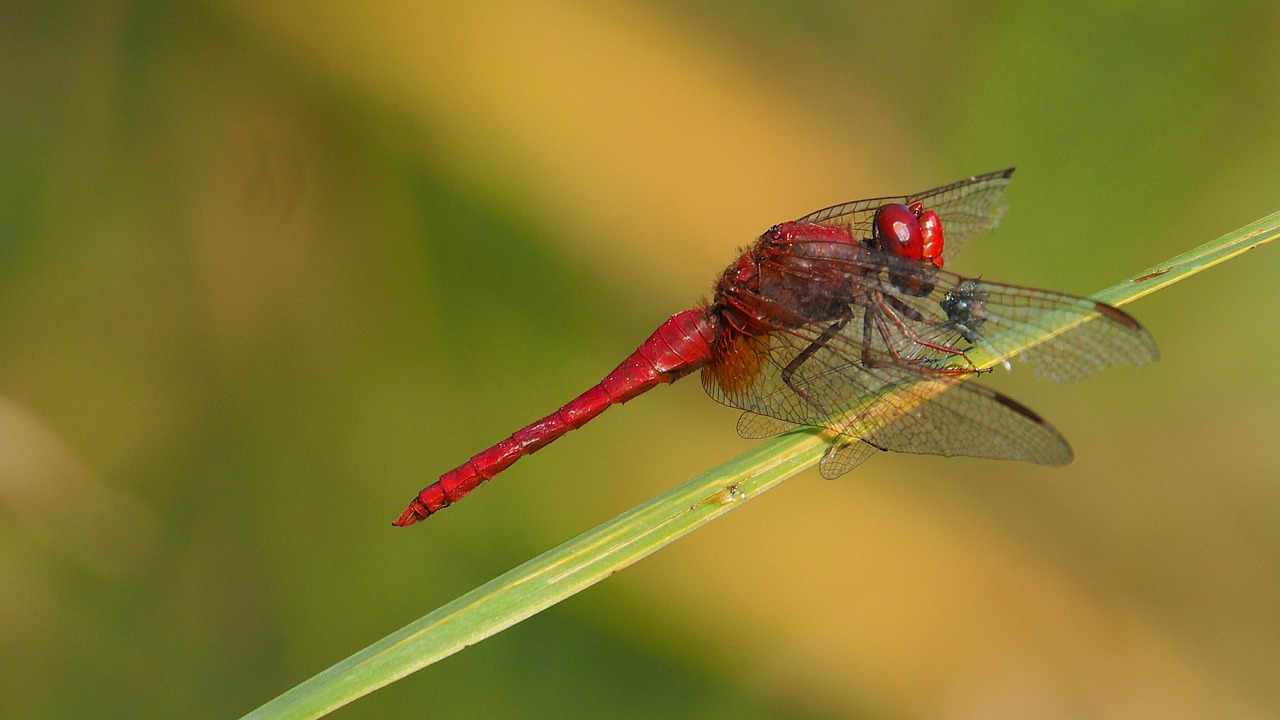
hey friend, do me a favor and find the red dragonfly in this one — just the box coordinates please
[395,168,1158,526]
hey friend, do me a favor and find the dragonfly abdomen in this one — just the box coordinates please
[394,309,716,525]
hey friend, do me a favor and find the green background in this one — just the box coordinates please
[3,2,1278,718]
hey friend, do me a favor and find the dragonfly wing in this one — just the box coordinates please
[703,319,1074,471]
[823,373,1074,472]
[819,438,881,479]
[736,411,799,439]
[703,322,933,433]
[796,168,1015,261]
[881,269,1160,382]
[738,407,890,479]
[911,169,1015,263]
[702,233,1153,474]
[754,249,1158,383]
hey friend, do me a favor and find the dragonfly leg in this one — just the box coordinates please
[782,311,852,410]
[860,304,927,370]
[860,307,887,369]
[877,295,983,374]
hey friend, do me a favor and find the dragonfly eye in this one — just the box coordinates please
[915,206,945,268]
[873,204,925,261]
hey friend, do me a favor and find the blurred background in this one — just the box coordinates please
[3,2,1279,718]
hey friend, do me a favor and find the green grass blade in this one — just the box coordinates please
[240,210,1280,720]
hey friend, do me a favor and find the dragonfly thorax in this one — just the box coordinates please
[712,222,871,335]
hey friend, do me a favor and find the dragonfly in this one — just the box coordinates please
[394,168,1158,526]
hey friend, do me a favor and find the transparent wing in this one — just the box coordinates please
[702,243,1156,471]
[817,374,1073,479]
[796,168,1015,262]
[883,270,1160,383]
[793,247,1159,383]
[735,411,799,439]
[818,437,881,478]
[703,318,1075,474]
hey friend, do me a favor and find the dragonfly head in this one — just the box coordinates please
[873,202,946,268]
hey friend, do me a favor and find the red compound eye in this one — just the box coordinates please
[914,204,945,268]
[873,203,924,260]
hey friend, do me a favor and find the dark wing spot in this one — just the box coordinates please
[990,391,1049,425]
[1092,302,1144,331]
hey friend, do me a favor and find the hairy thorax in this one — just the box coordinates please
[713,221,875,334]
